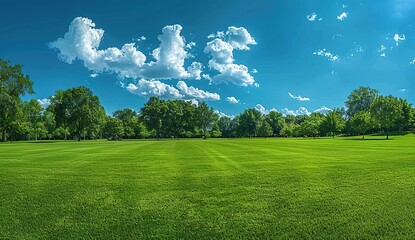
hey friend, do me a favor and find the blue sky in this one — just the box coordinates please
[1,0,414,116]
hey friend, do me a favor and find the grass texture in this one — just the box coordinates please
[1,135,415,239]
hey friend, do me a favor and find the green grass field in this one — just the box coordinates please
[1,135,415,239]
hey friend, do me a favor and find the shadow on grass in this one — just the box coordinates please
[372,131,413,137]
[26,141,59,144]
[342,138,392,141]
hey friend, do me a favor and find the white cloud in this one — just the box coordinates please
[49,17,201,81]
[288,92,310,101]
[226,26,257,50]
[313,49,339,61]
[393,33,406,46]
[314,106,332,114]
[214,110,235,119]
[342,4,347,9]
[280,106,331,116]
[306,12,317,21]
[135,36,146,41]
[126,79,183,99]
[205,37,256,86]
[176,81,220,100]
[126,79,219,101]
[379,45,386,57]
[226,96,240,104]
[337,12,348,21]
[281,107,310,116]
[186,41,196,49]
[255,104,277,115]
[251,68,258,74]
[399,88,407,92]
[186,99,199,106]
[37,98,51,109]
[410,59,415,65]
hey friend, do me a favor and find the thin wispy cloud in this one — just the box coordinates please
[288,92,310,101]
[313,49,339,61]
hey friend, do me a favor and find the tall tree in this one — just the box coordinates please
[320,109,345,138]
[345,86,379,118]
[23,99,43,141]
[238,108,262,138]
[140,97,167,139]
[195,101,216,139]
[258,120,273,137]
[49,87,105,141]
[218,116,233,138]
[299,113,324,138]
[113,108,138,139]
[370,95,402,139]
[104,116,124,140]
[265,111,285,136]
[0,59,34,142]
[350,110,371,139]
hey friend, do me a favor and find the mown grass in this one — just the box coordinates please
[1,135,415,239]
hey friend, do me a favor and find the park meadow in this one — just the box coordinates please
[1,59,415,238]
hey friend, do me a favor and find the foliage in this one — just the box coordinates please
[345,86,379,118]
[350,110,371,139]
[370,95,403,139]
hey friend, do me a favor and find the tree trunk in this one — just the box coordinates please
[386,128,389,140]
[2,129,6,142]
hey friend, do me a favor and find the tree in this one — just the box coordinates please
[0,59,34,142]
[258,120,273,137]
[49,87,105,141]
[195,101,216,139]
[370,95,402,139]
[104,117,124,140]
[23,99,43,141]
[238,108,262,137]
[265,111,284,136]
[140,97,167,139]
[350,110,371,139]
[320,109,345,138]
[218,116,233,138]
[345,86,379,118]
[113,108,138,139]
[299,113,324,138]
[395,99,412,131]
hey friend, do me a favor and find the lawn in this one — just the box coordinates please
[1,135,415,239]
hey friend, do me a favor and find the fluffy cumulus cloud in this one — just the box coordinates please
[176,81,220,100]
[214,110,235,119]
[281,107,310,116]
[314,106,331,114]
[37,98,51,109]
[288,92,310,101]
[126,79,220,101]
[126,79,183,99]
[337,12,348,21]
[313,49,339,61]
[49,17,202,80]
[255,104,277,115]
[280,106,331,116]
[204,27,257,87]
[226,96,240,104]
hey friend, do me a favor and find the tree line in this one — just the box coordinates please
[1,59,414,142]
